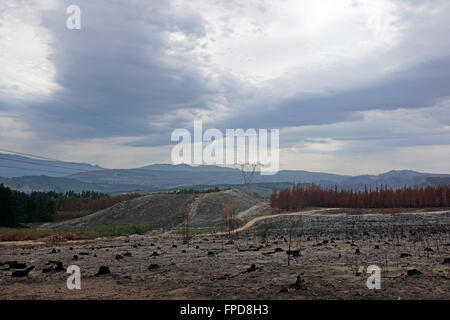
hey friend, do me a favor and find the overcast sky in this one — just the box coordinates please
[1,0,450,174]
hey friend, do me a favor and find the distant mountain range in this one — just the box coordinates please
[0,153,102,178]
[0,153,449,193]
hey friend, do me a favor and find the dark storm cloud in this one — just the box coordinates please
[22,0,214,141]
[5,0,450,152]
[220,55,450,131]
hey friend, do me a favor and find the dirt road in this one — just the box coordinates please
[232,208,339,233]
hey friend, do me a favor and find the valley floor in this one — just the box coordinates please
[0,209,449,300]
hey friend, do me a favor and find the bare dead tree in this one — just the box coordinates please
[178,202,192,244]
[286,218,302,266]
[222,199,238,239]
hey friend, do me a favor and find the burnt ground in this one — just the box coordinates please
[39,189,262,230]
[0,210,449,300]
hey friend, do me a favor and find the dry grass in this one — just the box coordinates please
[0,230,53,242]
[0,225,152,242]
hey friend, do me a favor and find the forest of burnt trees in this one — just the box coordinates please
[270,184,450,212]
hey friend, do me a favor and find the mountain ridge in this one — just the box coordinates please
[1,153,449,193]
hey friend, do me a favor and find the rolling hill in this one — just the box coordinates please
[1,153,449,193]
[0,153,102,178]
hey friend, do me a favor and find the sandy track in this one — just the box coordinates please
[232,209,340,233]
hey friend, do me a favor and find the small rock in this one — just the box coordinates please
[72,255,78,261]
[244,264,256,273]
[115,255,124,260]
[172,244,177,248]
[54,262,65,271]
[123,252,132,257]
[7,262,26,269]
[148,264,160,270]
[150,252,160,257]
[407,269,421,276]
[374,245,380,249]
[442,258,450,265]
[400,253,411,258]
[207,251,215,256]
[12,266,34,277]
[44,261,65,272]
[290,275,305,290]
[50,249,57,254]
[424,247,433,252]
[286,250,301,257]
[95,266,111,276]
[355,249,361,255]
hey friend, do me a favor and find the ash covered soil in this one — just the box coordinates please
[1,210,449,300]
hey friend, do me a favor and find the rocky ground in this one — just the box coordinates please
[1,209,449,300]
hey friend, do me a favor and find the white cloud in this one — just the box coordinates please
[1,0,450,174]
[0,111,35,149]
[162,0,450,113]
[279,99,450,173]
[166,0,402,86]
[0,0,60,101]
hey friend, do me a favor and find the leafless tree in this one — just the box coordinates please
[286,217,303,266]
[222,199,238,238]
[178,202,192,244]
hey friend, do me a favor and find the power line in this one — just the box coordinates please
[0,156,84,172]
[0,148,100,171]
[0,148,64,162]
[0,165,77,176]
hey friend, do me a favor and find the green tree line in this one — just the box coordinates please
[0,184,56,226]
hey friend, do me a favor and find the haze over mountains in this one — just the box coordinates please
[0,153,449,193]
